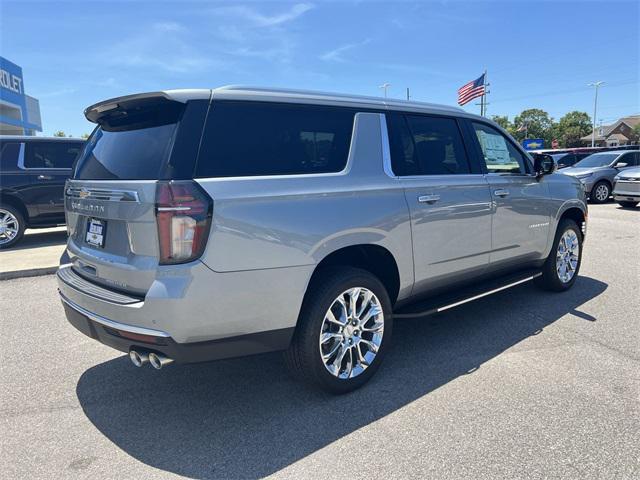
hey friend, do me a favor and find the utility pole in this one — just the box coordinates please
[406,87,410,101]
[379,83,391,98]
[588,81,605,147]
[481,69,488,117]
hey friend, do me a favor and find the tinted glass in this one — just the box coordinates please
[196,102,354,178]
[388,114,470,176]
[619,152,640,166]
[573,152,619,168]
[472,122,527,174]
[74,124,178,180]
[24,141,82,169]
[0,142,20,170]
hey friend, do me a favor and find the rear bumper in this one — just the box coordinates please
[57,260,314,361]
[60,291,294,363]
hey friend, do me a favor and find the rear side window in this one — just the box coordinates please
[387,113,470,176]
[0,142,21,170]
[196,102,355,178]
[24,141,82,169]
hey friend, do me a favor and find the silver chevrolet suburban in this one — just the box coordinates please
[57,86,588,393]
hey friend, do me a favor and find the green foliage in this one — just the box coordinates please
[632,123,640,140]
[512,109,554,146]
[556,111,592,147]
[81,133,90,139]
[53,130,67,137]
[491,115,512,130]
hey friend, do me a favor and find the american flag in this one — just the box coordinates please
[457,74,486,106]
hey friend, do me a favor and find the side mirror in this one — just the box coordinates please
[615,162,628,169]
[533,153,556,177]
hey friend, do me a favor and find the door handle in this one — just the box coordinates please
[418,194,441,204]
[37,174,54,181]
[494,189,510,197]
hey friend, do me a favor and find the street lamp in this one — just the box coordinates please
[379,83,391,98]
[588,81,605,147]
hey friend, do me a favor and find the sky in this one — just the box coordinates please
[1,0,638,137]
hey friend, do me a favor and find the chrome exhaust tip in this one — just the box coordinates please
[148,352,174,370]
[129,350,149,367]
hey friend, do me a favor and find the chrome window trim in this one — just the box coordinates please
[379,114,396,178]
[59,292,170,338]
[17,142,25,169]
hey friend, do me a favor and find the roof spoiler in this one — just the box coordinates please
[84,91,181,124]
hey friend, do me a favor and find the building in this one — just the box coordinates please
[0,56,42,136]
[580,115,640,147]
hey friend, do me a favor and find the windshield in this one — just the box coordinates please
[573,152,619,168]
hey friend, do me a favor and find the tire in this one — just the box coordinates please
[617,201,638,208]
[535,219,582,292]
[590,181,610,204]
[0,205,26,249]
[284,266,393,394]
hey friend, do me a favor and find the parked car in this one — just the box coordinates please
[549,151,593,169]
[613,167,640,208]
[0,136,85,248]
[57,87,587,393]
[561,150,640,203]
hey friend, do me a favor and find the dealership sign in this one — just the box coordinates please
[0,67,23,94]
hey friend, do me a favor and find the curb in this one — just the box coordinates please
[0,266,58,281]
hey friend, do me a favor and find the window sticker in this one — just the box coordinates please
[476,130,511,164]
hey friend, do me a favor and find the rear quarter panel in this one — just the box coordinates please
[196,113,414,300]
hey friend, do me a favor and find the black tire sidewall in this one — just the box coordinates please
[292,267,393,394]
[590,181,610,204]
[0,205,25,249]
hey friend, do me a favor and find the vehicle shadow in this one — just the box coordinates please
[10,228,67,250]
[76,276,607,480]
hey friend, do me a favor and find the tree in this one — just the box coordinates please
[53,130,67,137]
[491,115,511,130]
[81,133,90,140]
[512,109,554,146]
[632,123,640,142]
[556,111,592,147]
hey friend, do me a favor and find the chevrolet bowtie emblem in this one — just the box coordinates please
[79,187,91,199]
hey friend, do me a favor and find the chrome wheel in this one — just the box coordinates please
[0,209,20,245]
[556,229,580,283]
[319,287,384,379]
[594,183,609,202]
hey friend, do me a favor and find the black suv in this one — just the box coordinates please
[0,136,84,248]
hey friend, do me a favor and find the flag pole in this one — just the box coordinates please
[481,69,487,117]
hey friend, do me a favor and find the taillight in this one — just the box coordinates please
[156,181,212,265]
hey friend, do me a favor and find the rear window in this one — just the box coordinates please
[74,124,177,180]
[196,101,355,178]
[74,98,187,180]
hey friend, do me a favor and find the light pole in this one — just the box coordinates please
[379,83,391,98]
[588,81,605,147]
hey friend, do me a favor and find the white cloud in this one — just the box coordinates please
[106,22,218,73]
[211,3,314,27]
[320,39,371,63]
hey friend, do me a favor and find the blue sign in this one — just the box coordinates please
[522,138,544,150]
[0,56,41,133]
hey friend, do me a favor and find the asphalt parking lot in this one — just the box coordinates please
[1,203,638,480]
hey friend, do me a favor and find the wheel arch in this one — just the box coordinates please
[0,192,29,225]
[306,244,402,306]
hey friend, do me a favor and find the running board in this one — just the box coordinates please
[394,269,542,319]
